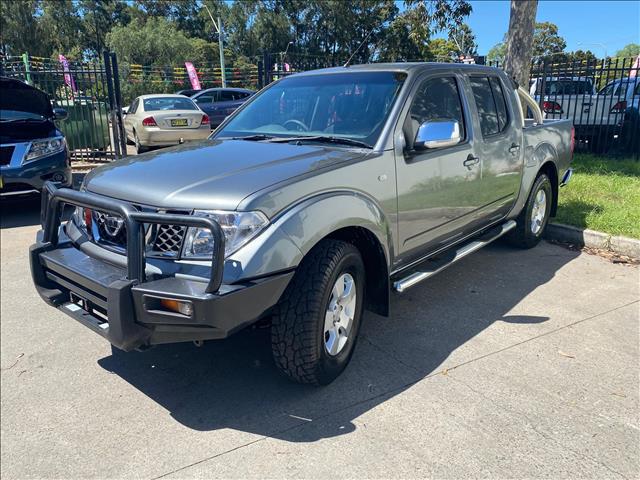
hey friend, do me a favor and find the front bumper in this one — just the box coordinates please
[30,183,293,350]
[1,149,71,196]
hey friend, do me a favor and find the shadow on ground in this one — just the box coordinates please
[98,241,579,443]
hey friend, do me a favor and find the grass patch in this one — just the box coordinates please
[554,154,640,239]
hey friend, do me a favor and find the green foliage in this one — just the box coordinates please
[554,154,640,239]
[2,0,474,74]
[532,22,566,58]
[487,41,507,64]
[0,0,48,57]
[615,43,640,59]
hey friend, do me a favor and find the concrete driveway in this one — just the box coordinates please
[1,196,638,479]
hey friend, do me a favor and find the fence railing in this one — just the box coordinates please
[1,53,127,161]
[3,53,638,158]
[489,57,639,157]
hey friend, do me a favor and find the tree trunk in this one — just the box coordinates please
[503,0,538,87]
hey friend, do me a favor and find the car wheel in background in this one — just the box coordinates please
[134,130,147,154]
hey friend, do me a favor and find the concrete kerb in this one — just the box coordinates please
[545,223,640,259]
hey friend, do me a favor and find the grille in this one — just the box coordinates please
[0,146,14,165]
[152,224,186,255]
[89,209,188,257]
[92,210,127,248]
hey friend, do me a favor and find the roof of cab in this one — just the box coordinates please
[292,62,503,76]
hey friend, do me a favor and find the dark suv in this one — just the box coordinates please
[0,77,71,197]
[191,88,254,128]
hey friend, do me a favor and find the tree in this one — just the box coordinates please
[532,21,566,58]
[41,0,83,58]
[487,40,507,64]
[425,38,458,61]
[615,43,640,58]
[79,0,132,58]
[448,23,477,58]
[0,0,49,57]
[503,0,538,87]
[403,0,472,47]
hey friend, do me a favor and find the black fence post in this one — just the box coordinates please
[257,58,264,89]
[103,50,122,158]
[110,52,127,157]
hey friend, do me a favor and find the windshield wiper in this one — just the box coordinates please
[267,135,372,149]
[230,134,275,141]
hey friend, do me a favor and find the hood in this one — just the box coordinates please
[0,77,54,118]
[84,139,368,212]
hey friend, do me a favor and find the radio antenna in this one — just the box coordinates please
[343,29,375,67]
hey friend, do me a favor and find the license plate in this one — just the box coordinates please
[171,119,188,127]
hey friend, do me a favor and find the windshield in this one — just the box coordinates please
[215,71,407,147]
[534,79,593,95]
[143,97,198,111]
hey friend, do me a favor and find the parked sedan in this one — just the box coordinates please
[123,94,210,154]
[191,88,254,128]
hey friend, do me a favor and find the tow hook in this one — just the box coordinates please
[193,340,204,347]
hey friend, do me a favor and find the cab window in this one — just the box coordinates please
[470,76,510,137]
[403,76,466,147]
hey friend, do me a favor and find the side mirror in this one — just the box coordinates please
[121,107,129,116]
[52,108,68,121]
[414,119,461,150]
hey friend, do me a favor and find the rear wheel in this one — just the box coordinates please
[507,173,553,249]
[134,130,147,154]
[271,239,365,385]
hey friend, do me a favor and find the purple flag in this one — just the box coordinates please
[58,54,76,92]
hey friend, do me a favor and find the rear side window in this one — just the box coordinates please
[470,76,510,137]
[219,91,237,101]
[405,76,466,144]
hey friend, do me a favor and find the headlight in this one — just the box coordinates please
[24,136,66,162]
[182,210,269,259]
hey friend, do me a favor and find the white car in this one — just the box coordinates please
[123,94,211,154]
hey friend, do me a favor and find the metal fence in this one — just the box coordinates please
[118,61,259,105]
[3,52,638,159]
[1,53,128,162]
[261,53,640,157]
[490,57,640,157]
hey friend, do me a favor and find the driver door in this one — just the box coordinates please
[395,74,483,261]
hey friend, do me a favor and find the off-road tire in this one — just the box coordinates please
[271,239,365,385]
[507,173,553,249]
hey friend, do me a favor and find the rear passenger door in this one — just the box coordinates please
[467,74,523,220]
[395,74,484,259]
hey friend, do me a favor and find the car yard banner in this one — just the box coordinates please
[185,62,202,90]
[58,55,77,92]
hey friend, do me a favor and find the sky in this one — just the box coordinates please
[463,0,640,56]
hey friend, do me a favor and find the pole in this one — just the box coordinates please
[218,17,226,88]
[22,52,31,84]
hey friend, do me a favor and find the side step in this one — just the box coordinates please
[393,220,516,293]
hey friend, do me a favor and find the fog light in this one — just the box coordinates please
[159,299,193,316]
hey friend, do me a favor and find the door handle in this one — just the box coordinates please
[508,143,520,154]
[463,155,479,168]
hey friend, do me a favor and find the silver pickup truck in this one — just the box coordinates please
[31,63,573,385]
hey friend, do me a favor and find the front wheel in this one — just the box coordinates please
[271,239,365,385]
[507,173,553,249]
